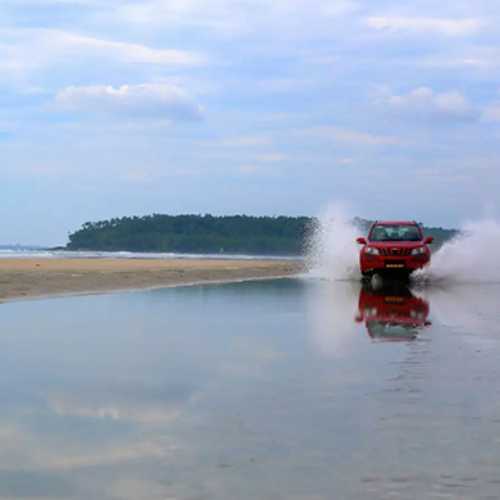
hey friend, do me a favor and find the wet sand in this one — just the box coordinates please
[0,258,304,302]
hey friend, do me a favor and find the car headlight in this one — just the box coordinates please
[411,247,426,255]
[364,246,380,256]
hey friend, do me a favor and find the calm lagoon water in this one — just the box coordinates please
[1,278,500,499]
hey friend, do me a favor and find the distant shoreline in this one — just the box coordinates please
[0,248,303,261]
[0,257,304,303]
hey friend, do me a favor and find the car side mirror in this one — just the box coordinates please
[356,237,367,245]
[424,236,434,244]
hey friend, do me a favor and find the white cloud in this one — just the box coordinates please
[256,78,314,93]
[0,28,205,81]
[122,169,155,184]
[365,16,483,36]
[418,46,500,71]
[379,87,477,120]
[301,126,399,146]
[222,135,273,147]
[54,30,204,65]
[54,83,203,120]
[2,0,104,4]
[482,91,500,122]
[63,32,203,65]
[239,164,260,174]
[255,153,287,162]
[339,158,354,165]
[115,0,358,36]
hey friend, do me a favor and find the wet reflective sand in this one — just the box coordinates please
[0,279,499,499]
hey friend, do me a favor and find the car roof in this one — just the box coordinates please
[372,220,418,226]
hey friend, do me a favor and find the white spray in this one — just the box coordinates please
[306,204,361,281]
[417,219,500,285]
[308,206,500,285]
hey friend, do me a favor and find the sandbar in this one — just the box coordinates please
[0,258,304,302]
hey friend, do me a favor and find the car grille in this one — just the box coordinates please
[379,247,412,256]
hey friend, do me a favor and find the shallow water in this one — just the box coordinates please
[0,278,500,499]
[0,248,300,261]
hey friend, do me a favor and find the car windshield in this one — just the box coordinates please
[370,224,421,242]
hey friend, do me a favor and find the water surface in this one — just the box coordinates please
[0,279,499,499]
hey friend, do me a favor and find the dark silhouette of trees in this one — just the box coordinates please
[66,214,457,255]
[67,214,313,255]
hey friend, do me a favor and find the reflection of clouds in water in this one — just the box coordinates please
[0,374,195,496]
[3,280,500,499]
[49,394,183,425]
[41,438,176,470]
[47,383,192,425]
[0,469,73,498]
[307,280,361,358]
[0,328,294,498]
[219,341,286,378]
[0,395,187,499]
[0,423,179,498]
[0,391,184,467]
[109,479,172,500]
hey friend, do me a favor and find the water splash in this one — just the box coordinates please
[416,219,500,285]
[306,204,361,281]
[308,206,500,286]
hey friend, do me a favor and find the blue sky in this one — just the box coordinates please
[1,0,499,244]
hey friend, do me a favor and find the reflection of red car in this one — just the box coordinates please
[356,221,433,278]
[355,285,430,341]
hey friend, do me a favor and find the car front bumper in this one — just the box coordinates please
[360,254,430,274]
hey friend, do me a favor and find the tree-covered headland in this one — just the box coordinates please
[66,214,457,255]
[67,214,312,255]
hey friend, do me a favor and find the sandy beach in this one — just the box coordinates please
[0,258,304,302]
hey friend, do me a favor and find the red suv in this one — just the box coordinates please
[356,221,433,278]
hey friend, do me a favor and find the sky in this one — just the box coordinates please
[1,0,499,244]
